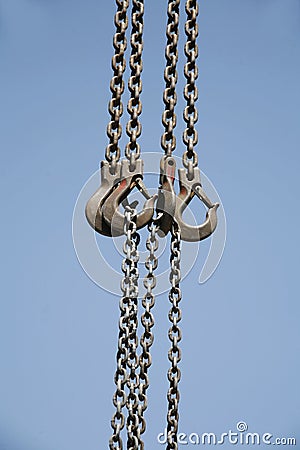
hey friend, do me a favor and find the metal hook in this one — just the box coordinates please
[174,167,219,242]
[85,161,121,236]
[102,159,157,236]
[155,156,177,237]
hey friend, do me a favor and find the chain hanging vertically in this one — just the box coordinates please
[123,4,146,445]
[108,3,130,449]
[161,0,180,157]
[182,0,199,174]
[123,208,141,450]
[110,207,139,450]
[166,222,182,450]
[106,0,129,168]
[110,207,141,450]
[136,221,160,449]
[125,0,144,169]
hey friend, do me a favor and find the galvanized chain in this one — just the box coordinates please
[106,0,129,167]
[125,0,144,169]
[182,0,199,174]
[166,221,182,450]
[122,207,142,450]
[136,221,160,449]
[110,206,140,450]
[109,292,129,450]
[161,0,180,156]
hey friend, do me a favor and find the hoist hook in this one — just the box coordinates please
[155,156,177,237]
[85,161,121,236]
[174,167,219,242]
[102,159,157,236]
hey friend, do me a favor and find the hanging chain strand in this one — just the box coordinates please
[109,295,129,450]
[161,0,180,156]
[182,0,199,172]
[125,0,144,169]
[136,221,160,449]
[166,221,182,450]
[106,0,129,167]
[110,207,140,450]
[122,207,141,450]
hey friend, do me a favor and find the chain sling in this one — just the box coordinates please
[85,1,219,449]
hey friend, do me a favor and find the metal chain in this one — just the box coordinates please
[106,0,129,166]
[166,221,182,450]
[182,0,199,172]
[110,207,140,450]
[161,0,180,156]
[125,0,144,168]
[136,221,160,449]
[109,293,129,450]
[123,207,141,450]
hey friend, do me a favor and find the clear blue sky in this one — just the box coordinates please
[1,0,300,449]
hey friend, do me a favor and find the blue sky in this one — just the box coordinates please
[1,0,300,449]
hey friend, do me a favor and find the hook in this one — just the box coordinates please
[85,161,121,236]
[174,167,219,242]
[155,156,177,237]
[102,159,157,236]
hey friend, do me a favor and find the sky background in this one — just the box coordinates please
[1,0,300,449]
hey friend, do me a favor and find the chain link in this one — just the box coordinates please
[166,221,182,450]
[182,0,199,171]
[106,0,130,165]
[123,207,141,450]
[125,0,144,167]
[109,294,129,450]
[110,207,140,450]
[135,221,159,449]
[161,0,180,156]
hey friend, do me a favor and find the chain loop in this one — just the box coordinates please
[106,0,130,164]
[182,0,199,171]
[166,221,182,450]
[161,0,180,156]
[125,0,144,167]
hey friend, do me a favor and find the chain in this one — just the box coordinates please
[123,207,141,450]
[166,221,182,450]
[109,292,129,450]
[106,0,129,166]
[125,0,144,169]
[110,207,140,450]
[161,0,180,156]
[135,221,160,449]
[182,0,199,172]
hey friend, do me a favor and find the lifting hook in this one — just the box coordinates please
[174,167,219,242]
[155,156,177,237]
[85,161,121,236]
[102,159,157,236]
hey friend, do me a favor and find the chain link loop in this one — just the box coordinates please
[106,0,130,165]
[166,221,182,450]
[161,0,180,156]
[182,0,199,172]
[125,0,144,167]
